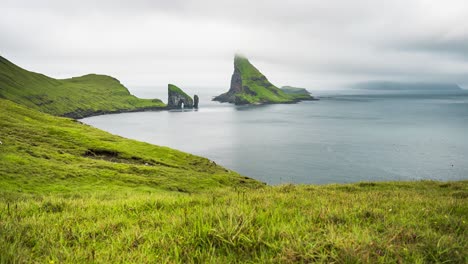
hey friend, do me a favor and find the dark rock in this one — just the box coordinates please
[213,66,244,103]
[231,68,243,93]
[234,95,251,105]
[193,95,199,109]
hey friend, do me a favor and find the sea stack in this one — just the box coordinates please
[193,95,199,109]
[167,84,194,109]
[213,54,296,105]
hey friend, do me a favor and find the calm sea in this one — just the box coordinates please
[81,90,468,184]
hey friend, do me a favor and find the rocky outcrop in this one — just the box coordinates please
[193,95,199,109]
[167,84,194,109]
[230,68,243,93]
[213,54,296,105]
[212,68,240,103]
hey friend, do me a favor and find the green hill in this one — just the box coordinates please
[213,55,298,105]
[0,56,165,118]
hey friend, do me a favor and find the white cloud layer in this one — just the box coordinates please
[1,0,468,93]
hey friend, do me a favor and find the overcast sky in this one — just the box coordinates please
[1,0,468,95]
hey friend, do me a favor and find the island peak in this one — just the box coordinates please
[213,55,301,105]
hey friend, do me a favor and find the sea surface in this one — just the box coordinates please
[81,90,468,185]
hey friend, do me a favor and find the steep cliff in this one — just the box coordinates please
[213,55,296,105]
[167,84,194,109]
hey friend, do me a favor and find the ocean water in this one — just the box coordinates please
[81,91,468,185]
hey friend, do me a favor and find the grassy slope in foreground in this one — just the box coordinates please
[0,98,259,195]
[0,100,466,263]
[0,56,165,118]
[1,182,466,262]
[214,55,296,105]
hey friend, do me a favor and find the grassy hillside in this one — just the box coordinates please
[0,56,165,118]
[214,55,298,105]
[0,98,259,196]
[0,99,466,263]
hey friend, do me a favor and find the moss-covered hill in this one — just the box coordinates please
[0,56,165,118]
[0,98,259,195]
[214,55,309,105]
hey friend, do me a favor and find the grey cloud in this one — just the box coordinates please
[397,36,468,59]
[1,0,468,90]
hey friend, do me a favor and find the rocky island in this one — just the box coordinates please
[167,84,198,109]
[213,55,315,105]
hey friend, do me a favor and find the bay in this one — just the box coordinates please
[81,90,468,184]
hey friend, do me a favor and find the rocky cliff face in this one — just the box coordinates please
[212,65,243,103]
[230,68,243,94]
[167,84,194,109]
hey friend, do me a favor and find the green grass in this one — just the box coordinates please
[0,98,259,196]
[1,180,466,263]
[0,56,165,118]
